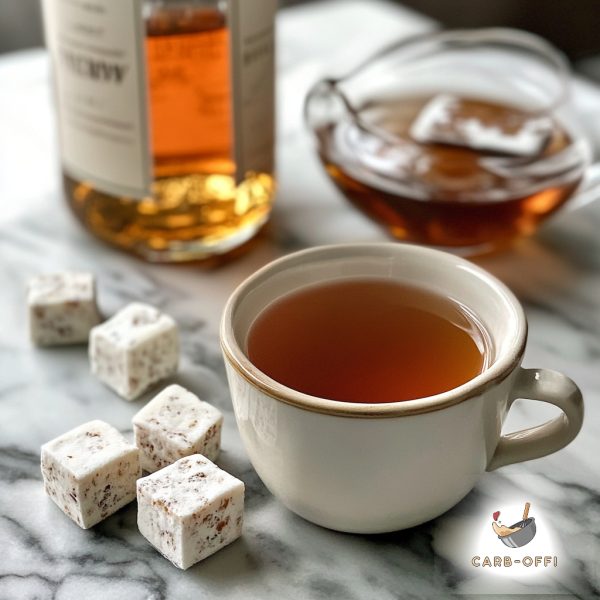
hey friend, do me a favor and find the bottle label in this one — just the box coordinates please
[42,0,152,199]
[43,0,276,197]
[146,28,232,160]
[228,0,277,183]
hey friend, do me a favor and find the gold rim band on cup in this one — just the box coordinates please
[221,341,525,418]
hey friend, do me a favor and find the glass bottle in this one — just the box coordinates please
[43,0,276,262]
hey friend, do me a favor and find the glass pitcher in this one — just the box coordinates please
[305,28,597,253]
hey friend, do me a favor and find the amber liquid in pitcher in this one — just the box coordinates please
[66,5,274,261]
[247,279,491,404]
[317,96,580,250]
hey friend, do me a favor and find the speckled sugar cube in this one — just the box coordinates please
[89,302,179,400]
[133,384,223,473]
[137,455,244,569]
[41,420,140,529]
[28,272,101,346]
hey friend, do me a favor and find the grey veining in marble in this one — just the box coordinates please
[1,1,600,599]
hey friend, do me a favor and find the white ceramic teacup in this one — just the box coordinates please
[220,244,584,533]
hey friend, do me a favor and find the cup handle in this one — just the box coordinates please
[486,367,584,471]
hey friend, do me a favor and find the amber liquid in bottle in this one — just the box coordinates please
[318,96,581,251]
[66,5,274,262]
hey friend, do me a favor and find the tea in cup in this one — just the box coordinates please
[246,278,491,403]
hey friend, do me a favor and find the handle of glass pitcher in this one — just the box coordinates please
[567,162,600,211]
[304,78,355,131]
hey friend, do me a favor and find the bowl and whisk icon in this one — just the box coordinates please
[492,502,537,548]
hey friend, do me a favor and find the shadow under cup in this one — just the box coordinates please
[220,244,582,533]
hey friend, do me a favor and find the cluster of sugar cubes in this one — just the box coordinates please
[33,271,243,568]
[41,394,241,569]
[28,272,179,400]
[41,387,241,569]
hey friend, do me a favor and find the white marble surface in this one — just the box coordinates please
[1,1,600,598]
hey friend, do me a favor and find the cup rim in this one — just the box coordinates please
[220,243,527,418]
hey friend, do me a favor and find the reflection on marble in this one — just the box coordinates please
[1,1,600,598]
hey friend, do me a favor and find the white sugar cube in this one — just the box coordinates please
[41,420,140,529]
[410,94,552,157]
[133,384,223,473]
[137,455,244,570]
[89,303,179,400]
[28,272,101,346]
